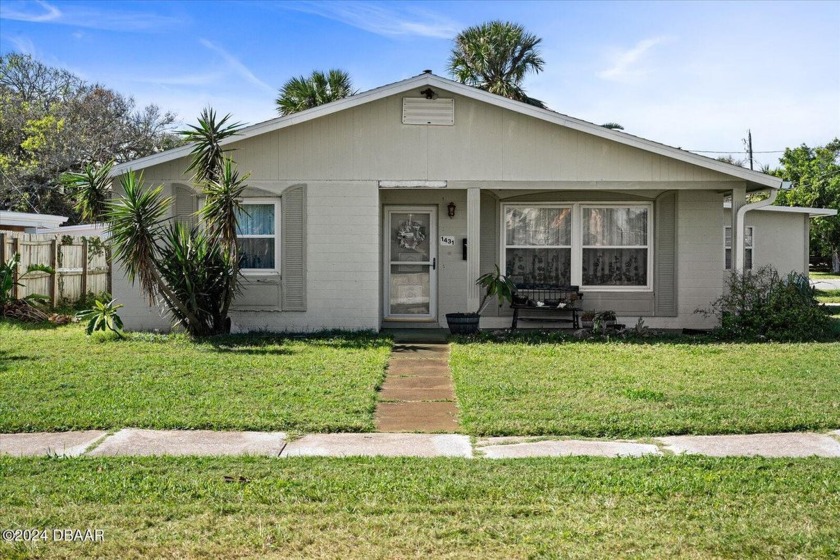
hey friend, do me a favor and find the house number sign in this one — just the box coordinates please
[440,236,455,246]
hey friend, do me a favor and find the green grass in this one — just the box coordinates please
[1,456,837,559]
[451,339,840,437]
[811,271,840,280]
[0,321,391,433]
[816,289,840,303]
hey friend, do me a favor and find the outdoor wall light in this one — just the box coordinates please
[447,202,456,218]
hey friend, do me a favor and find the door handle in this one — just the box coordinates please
[432,258,436,270]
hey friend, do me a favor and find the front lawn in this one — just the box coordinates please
[451,339,840,437]
[0,321,391,433]
[816,289,840,303]
[1,456,837,559]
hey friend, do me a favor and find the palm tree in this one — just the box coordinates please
[449,21,544,105]
[107,109,248,336]
[275,69,354,116]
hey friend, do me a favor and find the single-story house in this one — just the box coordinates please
[108,72,836,333]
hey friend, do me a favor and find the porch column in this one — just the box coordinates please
[731,186,746,272]
[466,187,481,312]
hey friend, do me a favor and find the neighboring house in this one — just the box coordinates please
[0,211,67,233]
[37,223,107,238]
[108,72,832,332]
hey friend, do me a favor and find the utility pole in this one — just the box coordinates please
[746,129,754,170]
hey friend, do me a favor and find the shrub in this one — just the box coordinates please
[701,266,834,341]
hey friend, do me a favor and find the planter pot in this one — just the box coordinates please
[446,312,481,335]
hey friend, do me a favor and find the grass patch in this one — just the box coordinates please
[816,289,840,303]
[0,320,391,433]
[1,456,838,559]
[451,339,840,437]
[811,271,840,280]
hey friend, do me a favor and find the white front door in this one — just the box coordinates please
[384,206,437,320]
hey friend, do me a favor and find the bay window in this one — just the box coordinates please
[502,203,652,290]
[236,200,279,272]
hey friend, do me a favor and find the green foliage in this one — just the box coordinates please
[276,69,354,116]
[107,109,246,336]
[449,21,545,106]
[0,53,178,220]
[179,107,243,185]
[774,138,840,270]
[60,160,114,222]
[475,265,515,314]
[156,222,235,333]
[76,298,125,338]
[703,266,834,341]
[0,252,55,305]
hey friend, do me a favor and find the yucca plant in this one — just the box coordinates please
[106,108,247,336]
[60,160,115,223]
[77,299,125,338]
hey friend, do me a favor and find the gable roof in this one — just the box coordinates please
[111,73,782,190]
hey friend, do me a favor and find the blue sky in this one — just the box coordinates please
[1,0,838,167]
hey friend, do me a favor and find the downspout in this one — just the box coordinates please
[733,180,790,271]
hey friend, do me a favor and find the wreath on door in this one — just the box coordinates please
[397,220,426,250]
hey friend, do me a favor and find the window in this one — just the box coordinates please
[502,203,652,291]
[724,226,753,270]
[236,201,279,272]
[504,206,572,286]
[582,206,649,287]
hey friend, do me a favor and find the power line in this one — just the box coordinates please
[689,149,785,154]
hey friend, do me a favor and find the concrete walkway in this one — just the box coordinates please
[3,429,840,458]
[374,343,460,432]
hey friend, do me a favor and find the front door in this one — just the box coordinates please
[384,206,437,320]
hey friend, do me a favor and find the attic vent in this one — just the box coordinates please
[402,98,454,126]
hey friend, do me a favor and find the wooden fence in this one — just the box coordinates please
[0,232,111,306]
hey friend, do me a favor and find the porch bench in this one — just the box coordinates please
[510,284,583,330]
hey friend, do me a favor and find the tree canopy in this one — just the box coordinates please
[774,138,840,271]
[449,21,545,106]
[275,69,354,116]
[0,53,179,221]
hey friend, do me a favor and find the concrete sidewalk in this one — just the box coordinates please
[3,429,840,458]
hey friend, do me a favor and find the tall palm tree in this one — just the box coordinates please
[449,21,545,105]
[275,69,354,116]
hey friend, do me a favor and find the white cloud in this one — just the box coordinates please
[5,34,39,56]
[198,39,275,94]
[284,1,459,39]
[598,37,671,82]
[0,0,183,32]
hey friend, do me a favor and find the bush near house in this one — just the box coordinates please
[702,266,835,341]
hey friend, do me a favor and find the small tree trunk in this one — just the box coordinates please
[832,250,840,274]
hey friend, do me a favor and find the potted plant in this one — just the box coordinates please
[446,265,515,335]
[580,311,596,329]
[592,310,617,334]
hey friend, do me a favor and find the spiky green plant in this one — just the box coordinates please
[179,108,243,185]
[106,109,247,336]
[60,160,114,223]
